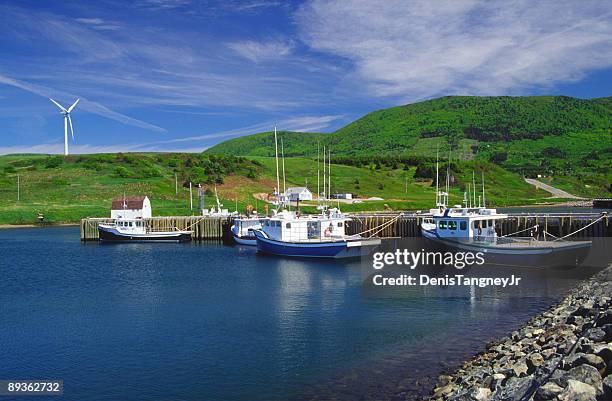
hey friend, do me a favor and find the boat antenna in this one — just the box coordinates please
[472,170,476,208]
[274,126,280,200]
[467,183,471,208]
[482,170,486,208]
[281,137,286,194]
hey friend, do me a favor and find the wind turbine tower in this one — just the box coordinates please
[49,98,80,156]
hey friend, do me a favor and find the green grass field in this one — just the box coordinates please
[0,153,556,225]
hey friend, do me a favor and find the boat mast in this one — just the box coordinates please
[435,148,440,206]
[317,142,320,204]
[445,151,451,207]
[472,171,476,208]
[323,145,326,200]
[328,148,331,201]
[274,126,280,198]
[482,171,486,208]
[281,137,286,194]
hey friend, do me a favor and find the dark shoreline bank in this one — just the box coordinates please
[426,265,612,401]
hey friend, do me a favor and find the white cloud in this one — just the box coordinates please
[227,39,294,62]
[295,0,612,100]
[75,17,121,31]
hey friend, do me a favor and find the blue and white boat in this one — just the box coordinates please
[253,209,381,259]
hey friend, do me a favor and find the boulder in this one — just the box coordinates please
[534,381,563,401]
[562,365,603,396]
[603,374,612,400]
[562,353,606,373]
[527,353,545,373]
[470,387,491,401]
[493,376,533,401]
[557,379,597,401]
[587,328,606,343]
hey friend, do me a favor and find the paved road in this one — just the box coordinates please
[524,178,583,199]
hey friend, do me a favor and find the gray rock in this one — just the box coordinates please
[587,327,606,342]
[534,381,563,401]
[603,374,612,399]
[492,376,533,401]
[470,387,491,401]
[597,310,612,326]
[562,353,606,372]
[557,379,597,401]
[601,323,612,342]
[527,353,545,373]
[562,365,603,396]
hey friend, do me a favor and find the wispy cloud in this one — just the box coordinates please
[296,0,612,100]
[75,17,121,31]
[228,39,294,62]
[0,73,166,132]
[0,115,342,155]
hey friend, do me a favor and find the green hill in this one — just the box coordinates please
[207,96,612,196]
[0,152,552,225]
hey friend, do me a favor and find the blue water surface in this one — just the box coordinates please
[0,227,559,401]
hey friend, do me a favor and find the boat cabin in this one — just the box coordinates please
[424,207,507,239]
[261,210,348,242]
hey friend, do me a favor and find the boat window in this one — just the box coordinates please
[438,221,447,229]
[286,223,291,229]
[448,221,457,230]
[337,222,343,227]
[460,221,467,230]
[129,221,133,227]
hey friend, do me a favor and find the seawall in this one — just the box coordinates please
[427,265,612,401]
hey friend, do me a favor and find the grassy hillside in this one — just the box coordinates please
[0,153,552,225]
[206,96,612,196]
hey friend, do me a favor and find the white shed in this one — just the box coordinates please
[111,195,152,219]
[284,187,313,201]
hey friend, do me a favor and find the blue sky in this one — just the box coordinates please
[1,0,611,154]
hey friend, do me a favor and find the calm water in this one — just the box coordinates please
[0,227,575,401]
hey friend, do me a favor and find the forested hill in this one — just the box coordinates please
[206,95,611,158]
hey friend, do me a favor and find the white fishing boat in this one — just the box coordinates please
[420,153,592,267]
[253,209,380,258]
[231,214,267,245]
[251,127,381,258]
[98,218,192,242]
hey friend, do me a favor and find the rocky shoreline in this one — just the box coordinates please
[427,265,612,401]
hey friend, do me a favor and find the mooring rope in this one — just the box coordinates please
[347,213,403,238]
[553,214,606,241]
[501,225,539,238]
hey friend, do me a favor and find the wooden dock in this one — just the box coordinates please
[80,216,232,241]
[80,212,610,241]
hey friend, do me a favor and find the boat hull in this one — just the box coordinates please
[98,226,192,243]
[253,230,380,259]
[421,229,591,268]
[232,232,257,246]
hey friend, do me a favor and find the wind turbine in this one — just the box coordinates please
[49,98,80,156]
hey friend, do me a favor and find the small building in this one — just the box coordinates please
[332,193,353,200]
[111,195,152,219]
[284,187,313,201]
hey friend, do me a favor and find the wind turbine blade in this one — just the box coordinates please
[68,115,75,141]
[49,98,67,112]
[68,98,80,113]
